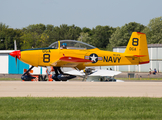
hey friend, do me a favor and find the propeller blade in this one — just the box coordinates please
[14,40,17,50]
[15,56,17,67]
[10,50,21,67]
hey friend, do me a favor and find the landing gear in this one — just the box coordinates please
[21,66,76,81]
[52,67,61,81]
[52,67,76,81]
[21,66,47,81]
[21,66,35,81]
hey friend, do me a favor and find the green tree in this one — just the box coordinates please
[37,32,49,47]
[142,16,162,44]
[77,32,91,44]
[58,24,81,40]
[0,23,8,49]
[109,22,145,48]
[0,23,23,50]
[21,24,49,49]
[82,27,92,36]
[22,23,46,34]
[91,25,115,48]
[20,32,39,49]
[14,29,24,50]
[44,24,57,46]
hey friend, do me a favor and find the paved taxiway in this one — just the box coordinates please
[0,81,162,97]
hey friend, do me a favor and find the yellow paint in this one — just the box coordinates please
[19,32,149,70]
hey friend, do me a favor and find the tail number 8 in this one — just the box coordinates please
[132,38,138,46]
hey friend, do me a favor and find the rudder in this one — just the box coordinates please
[124,32,149,64]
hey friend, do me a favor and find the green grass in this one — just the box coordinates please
[0,78,21,81]
[0,97,162,120]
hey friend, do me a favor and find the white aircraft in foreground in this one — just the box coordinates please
[64,68,124,82]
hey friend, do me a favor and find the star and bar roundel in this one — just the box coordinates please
[85,53,102,63]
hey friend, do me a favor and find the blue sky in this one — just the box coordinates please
[0,0,162,29]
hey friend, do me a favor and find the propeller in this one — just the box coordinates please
[14,40,18,66]
[9,50,21,67]
[9,40,21,67]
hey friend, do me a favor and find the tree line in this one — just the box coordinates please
[0,16,162,50]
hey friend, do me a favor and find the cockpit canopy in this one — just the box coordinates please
[49,40,96,50]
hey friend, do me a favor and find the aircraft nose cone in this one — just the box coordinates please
[9,50,21,59]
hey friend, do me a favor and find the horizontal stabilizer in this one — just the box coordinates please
[133,55,146,57]
[125,54,146,58]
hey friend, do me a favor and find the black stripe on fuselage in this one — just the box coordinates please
[20,47,56,51]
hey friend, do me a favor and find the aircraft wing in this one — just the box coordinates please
[50,56,92,70]
[64,70,85,76]
[64,69,121,77]
[89,70,121,76]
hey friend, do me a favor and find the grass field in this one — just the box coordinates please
[0,78,21,81]
[0,97,162,120]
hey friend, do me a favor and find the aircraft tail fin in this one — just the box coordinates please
[124,32,149,64]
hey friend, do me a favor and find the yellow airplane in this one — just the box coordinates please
[10,32,149,81]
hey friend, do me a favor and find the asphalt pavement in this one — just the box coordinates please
[0,81,162,97]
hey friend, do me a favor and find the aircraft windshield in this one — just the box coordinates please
[49,41,58,49]
[49,40,96,49]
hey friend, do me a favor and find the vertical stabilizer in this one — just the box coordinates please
[124,32,149,64]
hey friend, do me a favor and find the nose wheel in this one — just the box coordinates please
[21,66,35,81]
